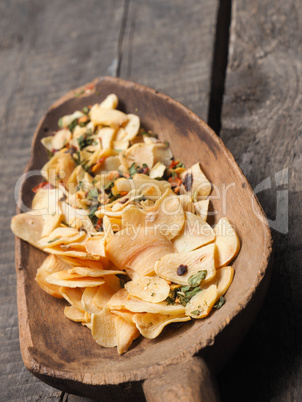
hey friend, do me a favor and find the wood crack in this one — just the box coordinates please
[207,0,232,136]
[115,0,130,77]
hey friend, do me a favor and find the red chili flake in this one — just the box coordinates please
[95,218,103,231]
[168,177,182,187]
[85,83,95,91]
[119,197,129,204]
[32,182,52,193]
[177,264,188,276]
[169,160,180,169]
[78,115,88,124]
[137,166,149,174]
[91,157,106,173]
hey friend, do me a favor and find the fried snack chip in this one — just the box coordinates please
[122,189,184,240]
[64,306,87,322]
[60,287,84,312]
[181,163,211,200]
[132,313,191,339]
[46,271,105,288]
[81,287,103,314]
[194,199,210,221]
[35,254,71,298]
[155,243,216,286]
[125,276,170,303]
[125,296,186,315]
[11,212,44,249]
[106,227,175,278]
[91,308,118,347]
[172,211,215,252]
[115,316,139,354]
[185,284,218,318]
[106,289,129,310]
[214,218,240,267]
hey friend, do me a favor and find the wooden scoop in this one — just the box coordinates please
[15,77,273,401]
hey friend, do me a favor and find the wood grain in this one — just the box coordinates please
[1,1,219,399]
[218,0,302,401]
[0,0,124,400]
[118,0,219,119]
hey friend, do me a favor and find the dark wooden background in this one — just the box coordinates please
[1,0,301,400]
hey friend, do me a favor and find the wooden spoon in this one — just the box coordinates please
[15,77,273,401]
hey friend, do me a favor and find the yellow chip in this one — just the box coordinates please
[46,272,105,288]
[11,212,44,249]
[39,226,86,247]
[90,105,128,129]
[132,313,191,339]
[41,150,76,186]
[93,282,118,309]
[123,143,155,169]
[194,199,210,221]
[204,265,234,298]
[122,189,184,240]
[185,284,218,318]
[81,287,102,314]
[172,211,215,253]
[107,288,129,310]
[99,94,118,109]
[111,310,136,324]
[115,316,139,354]
[106,227,175,278]
[214,218,240,268]
[85,237,106,256]
[66,267,125,277]
[125,296,185,315]
[181,163,211,200]
[60,287,84,312]
[35,254,71,298]
[43,246,98,260]
[64,306,86,322]
[91,308,118,347]
[178,195,195,214]
[125,276,170,303]
[155,243,216,286]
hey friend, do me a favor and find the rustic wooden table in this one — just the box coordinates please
[1,0,301,401]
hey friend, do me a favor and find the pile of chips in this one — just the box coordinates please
[11,94,240,354]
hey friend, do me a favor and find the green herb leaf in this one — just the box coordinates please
[68,118,78,132]
[164,140,170,147]
[58,117,63,128]
[74,89,85,97]
[87,187,99,200]
[175,161,185,168]
[188,270,207,287]
[48,237,60,244]
[190,309,203,316]
[151,292,155,297]
[82,106,89,115]
[213,296,225,309]
[88,205,98,220]
[185,287,202,299]
[46,149,54,160]
[129,163,138,177]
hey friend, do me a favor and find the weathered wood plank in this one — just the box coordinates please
[0,0,125,400]
[1,0,219,400]
[119,0,219,119]
[219,0,302,400]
